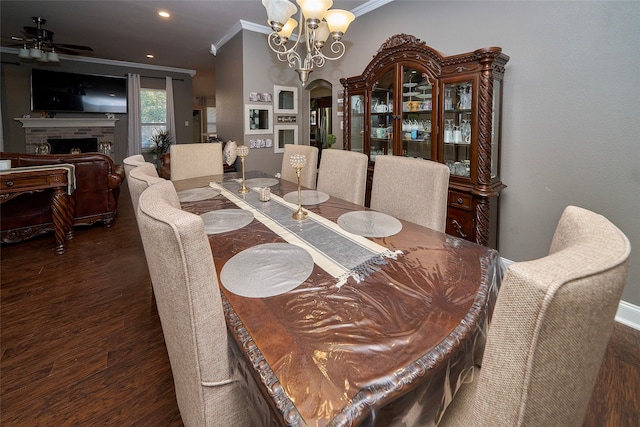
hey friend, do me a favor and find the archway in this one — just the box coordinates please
[305,79,332,165]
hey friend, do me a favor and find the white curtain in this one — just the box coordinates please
[127,73,142,155]
[165,77,176,143]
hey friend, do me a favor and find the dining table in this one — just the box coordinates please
[172,170,503,427]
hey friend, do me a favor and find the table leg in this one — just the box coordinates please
[51,187,70,254]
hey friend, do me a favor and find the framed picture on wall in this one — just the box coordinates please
[273,125,298,153]
[274,85,298,114]
[245,104,273,135]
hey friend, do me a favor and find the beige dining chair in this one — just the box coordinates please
[280,144,318,190]
[123,154,146,179]
[316,149,368,206]
[370,156,450,231]
[128,162,164,219]
[170,143,224,181]
[136,180,253,427]
[438,205,631,427]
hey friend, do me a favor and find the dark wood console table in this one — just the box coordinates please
[0,165,75,254]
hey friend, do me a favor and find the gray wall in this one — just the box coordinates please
[217,30,308,176]
[0,54,194,164]
[226,1,640,305]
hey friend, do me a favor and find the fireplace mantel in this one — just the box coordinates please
[15,118,118,128]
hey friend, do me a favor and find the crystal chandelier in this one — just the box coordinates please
[262,0,355,86]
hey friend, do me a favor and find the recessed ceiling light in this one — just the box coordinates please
[158,10,170,18]
[146,54,154,59]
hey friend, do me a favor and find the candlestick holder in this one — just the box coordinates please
[289,153,308,220]
[236,145,250,193]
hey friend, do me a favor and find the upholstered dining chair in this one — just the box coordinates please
[136,180,253,427]
[170,143,224,181]
[437,205,631,427]
[123,154,146,179]
[127,163,164,219]
[280,144,318,190]
[316,149,369,206]
[370,156,450,231]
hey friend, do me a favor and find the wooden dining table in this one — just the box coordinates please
[173,171,503,427]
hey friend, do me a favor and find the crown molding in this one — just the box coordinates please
[210,0,394,56]
[0,47,197,77]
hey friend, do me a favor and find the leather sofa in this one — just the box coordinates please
[1,152,125,244]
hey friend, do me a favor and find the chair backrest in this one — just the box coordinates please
[280,144,318,190]
[136,180,250,426]
[128,163,164,218]
[123,154,146,179]
[370,156,450,231]
[170,143,223,181]
[316,149,369,206]
[472,205,631,426]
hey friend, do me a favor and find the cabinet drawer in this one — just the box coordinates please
[1,175,50,190]
[448,191,472,210]
[446,207,474,241]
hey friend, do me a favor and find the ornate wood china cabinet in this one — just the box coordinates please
[341,34,509,248]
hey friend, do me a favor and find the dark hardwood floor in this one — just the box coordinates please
[1,182,638,425]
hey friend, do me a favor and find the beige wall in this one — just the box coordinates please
[220,1,640,306]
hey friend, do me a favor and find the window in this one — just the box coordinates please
[140,88,166,151]
[206,107,217,135]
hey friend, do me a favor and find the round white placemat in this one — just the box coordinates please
[283,190,330,205]
[337,211,403,238]
[200,209,254,234]
[244,177,279,188]
[220,243,314,298]
[177,187,221,203]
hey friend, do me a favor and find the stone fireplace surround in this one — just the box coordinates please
[15,118,118,155]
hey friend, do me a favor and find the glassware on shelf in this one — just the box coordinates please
[453,126,462,143]
[444,119,453,143]
[444,88,453,110]
[461,118,471,144]
[457,83,472,109]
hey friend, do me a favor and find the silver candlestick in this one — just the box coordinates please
[289,153,307,220]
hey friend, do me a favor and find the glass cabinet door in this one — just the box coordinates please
[401,67,433,160]
[442,79,473,178]
[369,69,394,162]
[349,94,365,154]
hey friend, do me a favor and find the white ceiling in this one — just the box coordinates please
[1,0,374,75]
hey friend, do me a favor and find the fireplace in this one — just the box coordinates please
[16,118,118,157]
[48,137,98,154]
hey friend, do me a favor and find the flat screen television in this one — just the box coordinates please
[31,69,127,113]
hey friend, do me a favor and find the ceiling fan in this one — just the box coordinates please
[4,17,93,62]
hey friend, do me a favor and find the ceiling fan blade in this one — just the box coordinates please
[52,46,83,55]
[53,43,93,52]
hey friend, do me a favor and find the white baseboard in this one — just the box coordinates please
[501,257,639,332]
[616,301,640,331]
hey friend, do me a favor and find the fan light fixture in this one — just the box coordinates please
[12,17,93,64]
[262,0,355,86]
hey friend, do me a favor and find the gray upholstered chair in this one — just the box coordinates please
[438,205,631,427]
[123,154,146,179]
[316,149,368,206]
[170,143,224,181]
[370,156,450,231]
[280,144,319,190]
[136,180,252,427]
[128,163,164,219]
